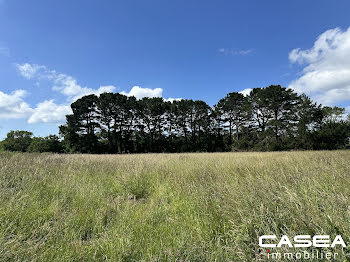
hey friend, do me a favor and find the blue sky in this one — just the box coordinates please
[1,0,350,139]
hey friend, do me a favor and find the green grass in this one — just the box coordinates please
[1,151,350,261]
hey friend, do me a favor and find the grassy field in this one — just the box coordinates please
[1,151,350,261]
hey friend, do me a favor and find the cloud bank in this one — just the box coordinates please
[16,63,116,102]
[120,86,182,102]
[288,27,350,105]
[120,86,163,99]
[28,100,71,124]
[1,63,181,124]
[239,88,252,96]
[0,90,33,119]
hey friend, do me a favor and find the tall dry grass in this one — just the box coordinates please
[1,151,350,261]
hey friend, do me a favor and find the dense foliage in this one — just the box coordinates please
[1,85,349,153]
[58,85,350,153]
[0,131,63,153]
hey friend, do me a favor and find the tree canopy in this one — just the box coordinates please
[2,85,349,153]
[1,132,63,153]
[57,85,350,153]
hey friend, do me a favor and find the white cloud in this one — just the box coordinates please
[28,100,72,124]
[52,74,116,101]
[13,63,180,124]
[288,26,350,105]
[165,97,183,103]
[16,63,116,102]
[239,88,252,96]
[13,63,118,124]
[120,86,182,101]
[120,86,163,99]
[0,90,71,124]
[16,63,46,79]
[219,48,253,56]
[0,90,33,119]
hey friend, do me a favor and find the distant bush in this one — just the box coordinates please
[27,135,64,153]
[2,130,33,152]
[2,131,63,153]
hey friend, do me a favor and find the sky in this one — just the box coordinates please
[1,0,350,139]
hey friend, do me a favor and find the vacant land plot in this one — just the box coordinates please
[1,151,350,261]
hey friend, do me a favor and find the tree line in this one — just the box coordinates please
[0,131,64,153]
[1,85,349,153]
[58,85,350,153]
